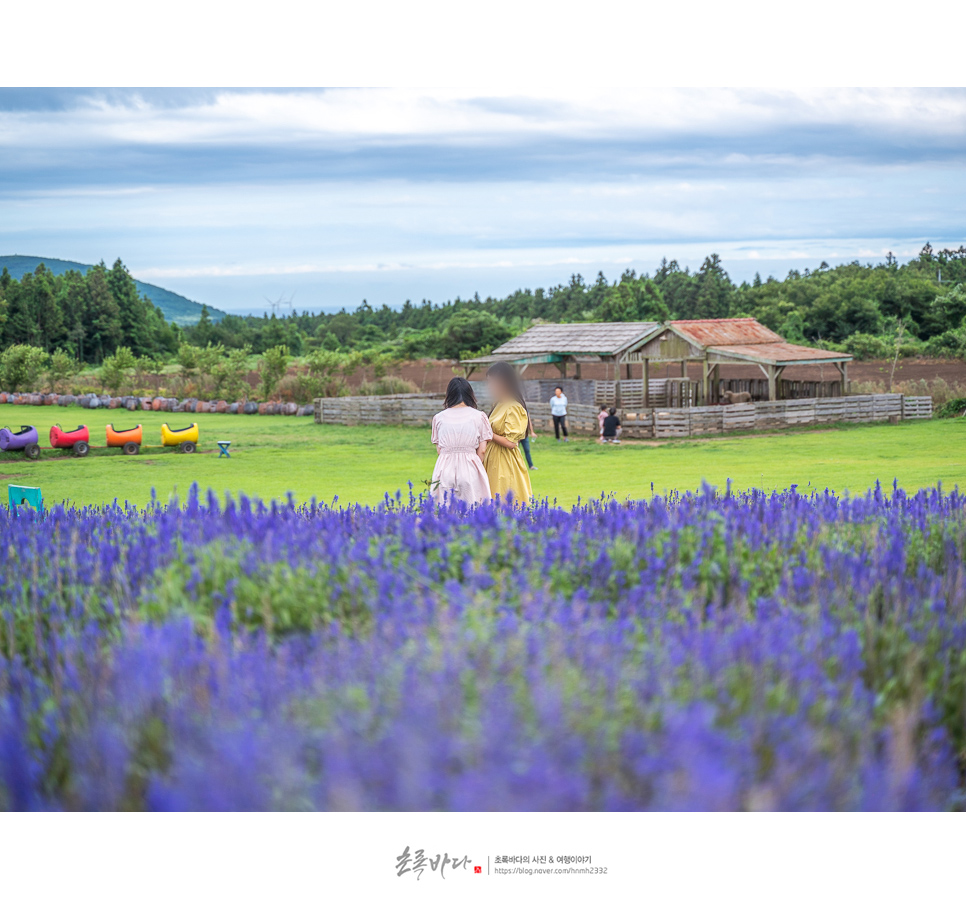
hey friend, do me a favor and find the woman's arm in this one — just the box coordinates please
[477,411,494,460]
[490,433,518,450]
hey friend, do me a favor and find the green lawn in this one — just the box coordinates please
[0,405,962,509]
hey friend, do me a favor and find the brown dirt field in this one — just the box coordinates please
[351,357,966,392]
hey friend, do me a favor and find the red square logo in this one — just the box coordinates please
[474,866,482,874]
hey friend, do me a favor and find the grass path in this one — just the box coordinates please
[0,405,961,508]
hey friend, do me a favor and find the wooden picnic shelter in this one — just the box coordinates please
[647,319,853,403]
[463,322,663,406]
[466,318,853,407]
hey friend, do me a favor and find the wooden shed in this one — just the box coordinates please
[642,319,853,402]
[463,321,663,405]
[467,318,852,407]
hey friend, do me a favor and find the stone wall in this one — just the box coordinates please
[0,392,315,416]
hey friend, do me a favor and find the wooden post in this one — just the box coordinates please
[574,362,581,379]
[614,359,622,409]
[837,361,849,395]
[625,362,632,379]
[701,357,709,406]
[680,360,687,379]
[712,363,720,404]
[766,365,778,402]
[643,358,650,409]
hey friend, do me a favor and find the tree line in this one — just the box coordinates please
[2,245,965,379]
[184,243,966,362]
[0,259,178,362]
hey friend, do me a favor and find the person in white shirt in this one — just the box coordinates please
[549,386,569,441]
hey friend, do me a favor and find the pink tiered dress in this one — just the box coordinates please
[430,406,494,505]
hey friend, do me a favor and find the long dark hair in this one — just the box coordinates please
[444,376,477,409]
[486,361,530,433]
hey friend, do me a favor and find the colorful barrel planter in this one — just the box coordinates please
[50,424,90,448]
[161,422,199,453]
[0,425,40,459]
[106,423,143,447]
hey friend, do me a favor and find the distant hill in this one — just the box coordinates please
[0,255,226,325]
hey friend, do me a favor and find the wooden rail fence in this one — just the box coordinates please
[315,393,929,438]
[594,377,845,407]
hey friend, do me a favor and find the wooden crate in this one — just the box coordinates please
[654,409,690,438]
[814,397,849,423]
[782,397,817,426]
[839,395,873,422]
[722,404,756,431]
[902,396,933,419]
[754,401,785,429]
[566,405,600,432]
[689,406,724,436]
[872,394,903,420]
[621,412,654,439]
[595,380,645,409]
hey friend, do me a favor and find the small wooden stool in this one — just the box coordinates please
[9,484,43,514]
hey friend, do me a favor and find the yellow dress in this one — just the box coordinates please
[483,401,532,503]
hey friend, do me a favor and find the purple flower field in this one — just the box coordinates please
[1,483,965,810]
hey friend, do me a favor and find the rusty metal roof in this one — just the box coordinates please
[488,322,661,358]
[670,318,784,347]
[707,342,853,366]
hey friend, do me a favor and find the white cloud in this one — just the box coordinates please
[1,88,964,150]
[1,88,963,310]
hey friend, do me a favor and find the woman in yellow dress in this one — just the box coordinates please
[482,362,533,504]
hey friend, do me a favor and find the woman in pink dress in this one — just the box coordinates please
[429,377,493,506]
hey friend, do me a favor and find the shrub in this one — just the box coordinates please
[936,397,966,418]
[392,329,443,360]
[46,348,81,391]
[356,375,419,396]
[0,344,48,392]
[258,345,291,400]
[296,349,362,398]
[99,346,136,392]
[439,309,511,361]
[211,347,251,401]
[897,340,925,358]
[923,328,966,359]
[277,373,315,403]
[840,332,893,360]
[177,343,202,377]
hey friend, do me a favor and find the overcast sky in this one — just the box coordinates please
[1,88,964,314]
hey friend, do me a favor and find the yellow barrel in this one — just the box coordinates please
[160,422,199,447]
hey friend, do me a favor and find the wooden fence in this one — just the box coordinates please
[596,378,699,409]
[314,393,930,438]
[595,377,845,407]
[314,394,444,426]
[601,394,917,439]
